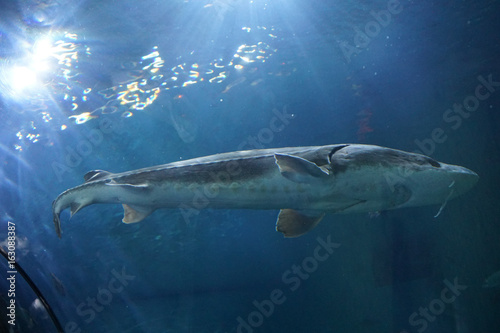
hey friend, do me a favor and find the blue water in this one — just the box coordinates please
[0,0,499,332]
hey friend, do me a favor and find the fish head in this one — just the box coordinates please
[383,152,478,208]
[329,144,479,208]
[400,158,478,207]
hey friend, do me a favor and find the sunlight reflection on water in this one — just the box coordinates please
[2,23,287,152]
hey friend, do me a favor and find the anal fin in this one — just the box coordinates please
[70,201,89,217]
[276,209,325,238]
[122,204,154,224]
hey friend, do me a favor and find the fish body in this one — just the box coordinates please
[52,144,478,238]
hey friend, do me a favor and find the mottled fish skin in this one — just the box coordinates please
[52,144,479,238]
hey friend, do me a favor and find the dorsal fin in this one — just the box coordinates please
[84,170,112,182]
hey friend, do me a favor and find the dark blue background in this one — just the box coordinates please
[0,0,499,332]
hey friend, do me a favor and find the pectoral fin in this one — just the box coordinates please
[274,154,329,183]
[122,204,154,224]
[276,209,325,238]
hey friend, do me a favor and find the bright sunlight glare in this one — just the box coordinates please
[3,35,55,96]
[9,66,38,92]
[32,38,54,71]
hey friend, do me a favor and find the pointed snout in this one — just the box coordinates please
[401,162,478,208]
[448,165,479,197]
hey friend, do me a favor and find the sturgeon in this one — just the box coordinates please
[52,144,478,238]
